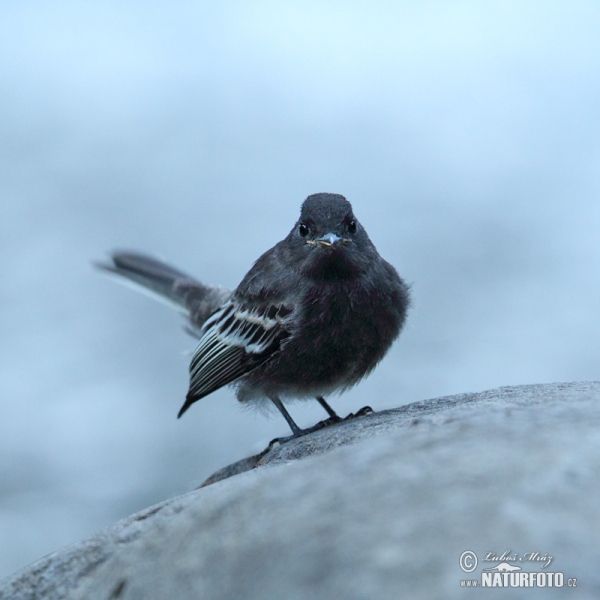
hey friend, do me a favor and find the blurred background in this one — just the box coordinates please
[1,0,599,579]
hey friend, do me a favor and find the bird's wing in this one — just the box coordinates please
[179,299,293,416]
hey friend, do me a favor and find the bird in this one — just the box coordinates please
[98,193,410,438]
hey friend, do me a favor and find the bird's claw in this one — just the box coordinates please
[344,405,374,419]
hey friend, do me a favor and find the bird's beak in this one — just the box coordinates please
[315,232,342,247]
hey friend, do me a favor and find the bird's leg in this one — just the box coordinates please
[315,396,342,422]
[267,395,374,447]
[268,396,332,445]
[269,396,302,436]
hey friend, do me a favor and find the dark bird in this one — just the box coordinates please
[98,193,410,437]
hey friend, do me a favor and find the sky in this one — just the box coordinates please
[1,0,600,580]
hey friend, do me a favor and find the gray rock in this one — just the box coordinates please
[2,381,600,599]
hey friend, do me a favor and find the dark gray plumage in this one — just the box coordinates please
[98,193,410,436]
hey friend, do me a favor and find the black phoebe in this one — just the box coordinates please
[98,193,410,437]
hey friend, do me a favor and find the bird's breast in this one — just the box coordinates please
[264,280,401,390]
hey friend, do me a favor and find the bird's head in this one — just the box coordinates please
[285,193,376,281]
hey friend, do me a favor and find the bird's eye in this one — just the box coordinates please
[347,220,357,234]
[298,223,309,237]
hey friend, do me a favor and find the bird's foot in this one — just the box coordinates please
[267,416,339,447]
[267,408,373,447]
[344,405,374,420]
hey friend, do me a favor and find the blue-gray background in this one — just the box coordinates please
[1,1,599,579]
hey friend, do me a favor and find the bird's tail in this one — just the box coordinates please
[96,251,231,329]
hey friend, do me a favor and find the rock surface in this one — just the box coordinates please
[2,381,600,599]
